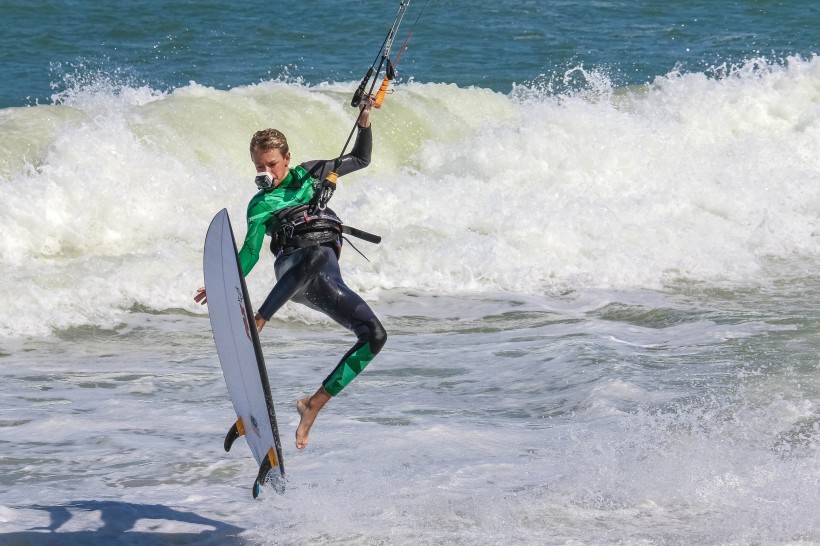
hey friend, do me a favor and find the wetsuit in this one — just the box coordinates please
[237,126,386,397]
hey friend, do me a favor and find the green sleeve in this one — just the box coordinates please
[237,202,271,277]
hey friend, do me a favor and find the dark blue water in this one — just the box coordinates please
[2,0,818,108]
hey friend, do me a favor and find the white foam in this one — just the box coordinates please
[1,56,818,335]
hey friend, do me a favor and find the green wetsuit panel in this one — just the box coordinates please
[237,165,315,277]
[323,342,376,397]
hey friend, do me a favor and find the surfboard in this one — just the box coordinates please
[203,208,285,497]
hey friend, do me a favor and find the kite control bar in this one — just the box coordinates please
[313,0,428,213]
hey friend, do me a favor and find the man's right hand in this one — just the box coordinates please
[254,313,267,333]
[194,287,207,305]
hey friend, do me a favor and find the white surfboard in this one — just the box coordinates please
[203,208,285,497]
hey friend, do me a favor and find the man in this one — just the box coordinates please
[196,97,386,449]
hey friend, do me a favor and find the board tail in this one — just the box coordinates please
[253,448,285,498]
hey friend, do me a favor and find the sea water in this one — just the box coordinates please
[0,1,818,544]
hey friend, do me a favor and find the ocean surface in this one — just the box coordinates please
[1,1,819,544]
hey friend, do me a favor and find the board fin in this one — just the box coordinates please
[252,448,284,498]
[224,417,246,452]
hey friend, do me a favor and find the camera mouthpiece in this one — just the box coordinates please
[255,172,274,191]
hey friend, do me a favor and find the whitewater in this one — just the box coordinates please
[1,57,817,336]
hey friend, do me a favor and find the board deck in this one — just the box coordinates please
[203,208,285,496]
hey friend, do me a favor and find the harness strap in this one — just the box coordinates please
[341,225,382,244]
[270,204,381,258]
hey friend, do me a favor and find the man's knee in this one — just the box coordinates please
[352,316,386,354]
[368,318,387,354]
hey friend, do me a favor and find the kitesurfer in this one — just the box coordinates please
[195,96,386,450]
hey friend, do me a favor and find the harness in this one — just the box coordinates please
[269,204,381,260]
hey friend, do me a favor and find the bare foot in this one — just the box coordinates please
[295,387,331,449]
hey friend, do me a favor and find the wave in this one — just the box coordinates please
[0,56,818,336]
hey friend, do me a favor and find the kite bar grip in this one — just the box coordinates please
[374,76,391,109]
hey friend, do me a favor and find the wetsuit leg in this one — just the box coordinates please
[295,246,387,397]
[257,245,386,395]
[319,302,386,397]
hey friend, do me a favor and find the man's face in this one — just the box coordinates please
[251,148,290,188]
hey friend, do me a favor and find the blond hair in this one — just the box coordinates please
[250,128,289,156]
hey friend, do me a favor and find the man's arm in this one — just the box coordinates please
[237,206,270,277]
[302,126,372,183]
[302,97,374,181]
